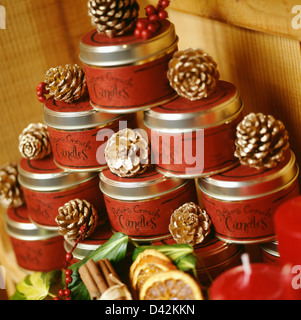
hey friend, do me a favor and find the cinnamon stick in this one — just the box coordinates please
[78,262,102,300]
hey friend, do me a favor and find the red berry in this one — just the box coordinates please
[134,28,142,38]
[141,29,152,40]
[158,10,168,20]
[65,269,73,276]
[65,296,72,300]
[36,82,45,91]
[65,275,72,284]
[64,289,71,297]
[36,89,44,97]
[136,19,148,30]
[38,96,46,103]
[161,0,170,8]
[53,296,61,300]
[147,22,160,34]
[149,14,160,22]
[58,289,65,297]
[65,252,73,262]
[145,5,156,16]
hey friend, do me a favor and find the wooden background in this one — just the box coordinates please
[0,0,301,298]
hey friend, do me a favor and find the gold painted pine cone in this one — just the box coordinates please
[45,64,87,103]
[235,112,289,169]
[19,123,51,160]
[167,48,220,101]
[0,163,24,208]
[105,128,150,178]
[169,202,211,246]
[55,199,97,240]
[88,0,139,38]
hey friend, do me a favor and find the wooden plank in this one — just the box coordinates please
[147,0,301,41]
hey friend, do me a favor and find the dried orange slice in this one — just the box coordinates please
[131,256,177,293]
[139,270,203,300]
[129,249,172,281]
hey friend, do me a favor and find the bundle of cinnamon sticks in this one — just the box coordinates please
[78,258,132,300]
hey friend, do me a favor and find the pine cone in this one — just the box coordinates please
[234,113,289,169]
[88,0,139,38]
[169,202,211,246]
[0,163,24,208]
[19,123,52,160]
[55,199,98,240]
[167,48,220,101]
[105,128,150,177]
[45,64,87,103]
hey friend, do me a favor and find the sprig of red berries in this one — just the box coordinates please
[36,82,49,103]
[53,225,87,300]
[134,0,170,40]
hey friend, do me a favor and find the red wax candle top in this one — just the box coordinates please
[209,263,287,300]
[275,196,301,239]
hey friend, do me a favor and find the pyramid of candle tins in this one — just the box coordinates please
[2,0,301,301]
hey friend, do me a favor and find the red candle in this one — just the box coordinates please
[209,254,289,300]
[274,196,301,267]
[274,196,301,299]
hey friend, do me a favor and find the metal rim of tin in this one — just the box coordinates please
[143,92,243,133]
[198,150,299,201]
[5,213,60,241]
[99,171,189,201]
[215,234,277,245]
[154,161,239,179]
[79,21,178,67]
[259,240,279,258]
[18,164,98,192]
[43,105,126,130]
[91,94,178,115]
[53,158,108,173]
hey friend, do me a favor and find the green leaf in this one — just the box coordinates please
[132,244,196,272]
[11,270,60,300]
[66,232,129,300]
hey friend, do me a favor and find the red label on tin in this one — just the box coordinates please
[48,115,136,170]
[23,177,105,228]
[104,180,197,239]
[202,181,300,243]
[84,52,177,111]
[148,115,241,177]
[10,236,66,272]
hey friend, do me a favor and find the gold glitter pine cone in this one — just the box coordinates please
[105,128,150,178]
[0,163,24,208]
[88,0,139,38]
[167,48,220,101]
[234,112,289,169]
[169,202,211,246]
[55,199,98,240]
[45,64,87,103]
[19,123,52,160]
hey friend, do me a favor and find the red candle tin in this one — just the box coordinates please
[143,80,244,178]
[5,205,65,272]
[79,20,178,114]
[64,222,113,262]
[198,150,300,244]
[152,236,243,287]
[44,97,136,171]
[99,167,198,241]
[18,156,106,229]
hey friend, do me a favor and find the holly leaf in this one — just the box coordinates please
[66,232,129,300]
[11,270,61,300]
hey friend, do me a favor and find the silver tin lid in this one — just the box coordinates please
[79,20,178,67]
[198,150,299,201]
[260,241,279,258]
[5,207,60,241]
[143,81,243,133]
[18,156,97,192]
[43,98,124,130]
[99,167,188,201]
